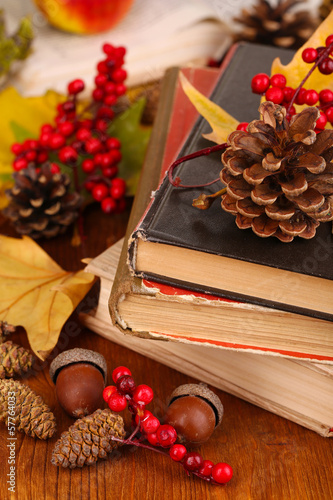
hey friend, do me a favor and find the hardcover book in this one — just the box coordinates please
[128,43,333,322]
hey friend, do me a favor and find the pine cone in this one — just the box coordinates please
[52,408,125,468]
[0,320,16,343]
[3,163,82,239]
[233,0,319,50]
[319,0,333,20]
[0,341,34,378]
[220,101,333,242]
[0,379,56,439]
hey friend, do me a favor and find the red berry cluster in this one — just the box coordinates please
[103,366,233,485]
[10,44,128,215]
[249,34,333,130]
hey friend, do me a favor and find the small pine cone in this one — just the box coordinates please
[233,0,319,50]
[0,341,34,379]
[3,163,82,240]
[0,379,56,439]
[0,320,16,343]
[52,408,125,468]
[220,101,333,242]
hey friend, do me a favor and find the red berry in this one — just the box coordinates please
[283,86,295,102]
[37,151,48,163]
[104,82,116,94]
[326,35,333,53]
[95,119,108,132]
[92,88,105,101]
[13,158,28,171]
[265,86,284,104]
[58,146,78,163]
[115,84,127,96]
[104,94,118,107]
[302,47,318,63]
[25,150,37,162]
[318,58,333,75]
[286,105,296,118]
[76,128,91,141]
[139,411,160,434]
[115,46,126,58]
[97,106,114,119]
[93,153,104,166]
[106,137,121,150]
[39,133,52,147]
[49,133,66,149]
[110,178,126,200]
[84,180,96,192]
[101,197,117,214]
[316,111,328,130]
[147,432,159,446]
[211,462,233,484]
[25,139,39,150]
[85,137,102,154]
[108,391,127,412]
[156,424,177,448]
[319,89,333,104]
[109,149,122,164]
[325,106,333,124]
[94,74,108,87]
[58,121,75,137]
[41,124,53,134]
[92,182,109,202]
[112,366,132,383]
[295,87,307,105]
[270,73,286,89]
[103,43,115,55]
[183,452,203,472]
[50,163,61,174]
[169,444,187,462]
[304,89,319,106]
[198,460,214,477]
[236,122,248,131]
[102,385,117,403]
[68,79,85,95]
[251,73,270,94]
[116,375,136,395]
[112,68,127,83]
[11,143,23,155]
[82,159,96,174]
[133,384,154,404]
[102,165,118,179]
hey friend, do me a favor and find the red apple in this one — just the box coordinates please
[34,0,134,35]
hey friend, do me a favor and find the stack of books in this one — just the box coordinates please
[80,43,333,438]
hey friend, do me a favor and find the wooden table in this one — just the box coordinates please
[1,204,332,500]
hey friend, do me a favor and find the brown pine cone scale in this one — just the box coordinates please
[220,102,333,242]
[0,341,34,378]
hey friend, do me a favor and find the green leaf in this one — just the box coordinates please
[108,98,151,196]
[10,121,33,143]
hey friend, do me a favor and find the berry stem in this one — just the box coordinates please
[287,41,333,116]
[168,143,227,188]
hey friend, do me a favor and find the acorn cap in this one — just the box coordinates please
[168,383,223,428]
[49,348,107,384]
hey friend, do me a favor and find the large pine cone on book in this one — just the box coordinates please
[220,101,333,242]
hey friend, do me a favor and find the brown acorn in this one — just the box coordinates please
[164,383,224,445]
[49,348,107,418]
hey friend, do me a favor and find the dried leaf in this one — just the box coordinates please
[271,11,333,100]
[179,72,239,144]
[0,235,95,360]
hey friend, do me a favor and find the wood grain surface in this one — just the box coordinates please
[1,204,332,500]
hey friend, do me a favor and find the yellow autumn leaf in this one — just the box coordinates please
[271,11,333,92]
[0,235,95,360]
[179,72,239,144]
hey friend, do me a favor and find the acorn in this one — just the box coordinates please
[49,348,107,419]
[164,383,224,445]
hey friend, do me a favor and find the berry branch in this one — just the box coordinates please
[103,366,233,486]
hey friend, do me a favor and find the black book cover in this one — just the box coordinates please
[129,43,333,318]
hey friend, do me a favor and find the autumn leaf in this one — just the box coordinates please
[271,10,333,94]
[179,72,239,145]
[0,235,95,360]
[108,98,151,195]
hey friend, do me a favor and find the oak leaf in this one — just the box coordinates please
[0,235,95,360]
